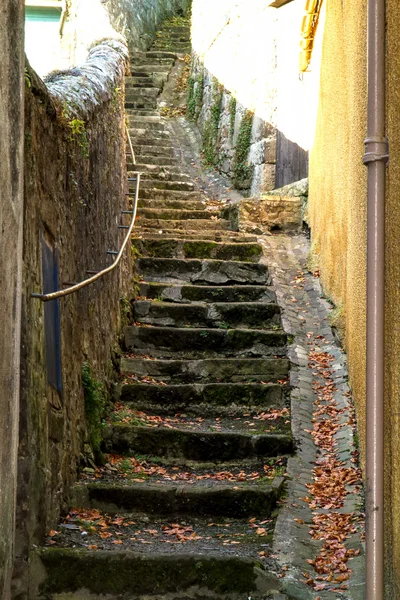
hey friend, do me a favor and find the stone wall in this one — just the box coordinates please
[13,40,130,597]
[63,0,192,65]
[0,2,25,598]
[188,0,323,197]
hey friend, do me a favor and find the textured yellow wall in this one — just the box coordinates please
[308,0,367,452]
[310,0,400,594]
[386,1,400,594]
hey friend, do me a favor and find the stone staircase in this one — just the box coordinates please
[33,17,292,600]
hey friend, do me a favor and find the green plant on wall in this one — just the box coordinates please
[202,78,223,166]
[187,72,204,122]
[82,363,105,457]
[229,96,237,139]
[232,109,254,191]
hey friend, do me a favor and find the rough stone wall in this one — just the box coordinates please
[0,2,25,598]
[63,0,192,65]
[189,0,323,197]
[13,40,130,597]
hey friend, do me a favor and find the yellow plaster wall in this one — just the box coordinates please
[385,1,400,594]
[309,0,400,593]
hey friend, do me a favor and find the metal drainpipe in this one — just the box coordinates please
[362,0,389,596]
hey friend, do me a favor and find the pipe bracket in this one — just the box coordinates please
[363,136,389,165]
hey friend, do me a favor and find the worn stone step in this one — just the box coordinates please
[125,98,158,109]
[129,122,167,134]
[126,108,159,116]
[132,301,281,329]
[105,422,292,461]
[136,258,270,285]
[137,209,216,221]
[124,326,286,358]
[137,218,230,231]
[125,87,160,98]
[137,198,206,210]
[131,50,177,60]
[35,546,278,599]
[134,171,192,184]
[126,78,157,88]
[137,282,277,303]
[121,382,283,410]
[139,179,195,192]
[152,42,191,51]
[138,189,203,202]
[121,356,290,383]
[134,227,257,241]
[131,155,179,166]
[132,238,262,262]
[155,30,190,40]
[72,478,284,518]
[130,63,171,74]
[130,132,172,144]
[132,163,191,176]
[135,144,176,157]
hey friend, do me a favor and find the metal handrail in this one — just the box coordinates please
[32,128,140,302]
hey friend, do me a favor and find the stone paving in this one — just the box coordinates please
[261,234,365,600]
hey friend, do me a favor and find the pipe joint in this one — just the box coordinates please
[363,136,389,165]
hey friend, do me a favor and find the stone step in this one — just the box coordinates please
[125,98,157,109]
[129,71,153,78]
[137,282,277,303]
[138,189,203,202]
[155,30,190,40]
[126,108,159,116]
[121,382,284,410]
[132,301,281,329]
[120,356,290,383]
[139,180,195,192]
[130,63,171,73]
[132,238,262,262]
[152,44,191,53]
[124,326,287,358]
[135,144,176,157]
[137,209,217,221]
[132,170,192,183]
[72,478,284,518]
[125,87,160,98]
[130,133,172,146]
[35,543,279,599]
[129,122,167,134]
[133,163,191,176]
[137,198,206,210]
[130,155,179,166]
[136,218,231,231]
[135,258,270,285]
[162,25,191,33]
[126,78,158,88]
[105,422,292,461]
[134,227,257,241]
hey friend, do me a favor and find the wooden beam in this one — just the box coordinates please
[269,0,295,7]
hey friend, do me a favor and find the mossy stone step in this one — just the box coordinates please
[137,198,206,210]
[105,423,292,461]
[121,356,290,383]
[125,87,160,98]
[121,382,283,409]
[133,163,192,176]
[133,171,192,183]
[137,218,231,231]
[137,282,277,303]
[130,63,171,73]
[136,257,270,285]
[34,549,275,599]
[139,179,195,192]
[134,227,257,241]
[125,99,157,109]
[132,238,262,261]
[132,301,281,329]
[71,478,284,518]
[126,78,158,88]
[138,209,217,221]
[138,190,203,202]
[124,326,286,358]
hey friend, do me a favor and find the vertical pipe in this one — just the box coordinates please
[363,0,388,597]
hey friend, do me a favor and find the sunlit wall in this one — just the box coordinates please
[25,0,66,77]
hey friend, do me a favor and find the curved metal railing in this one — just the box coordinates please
[32,126,140,302]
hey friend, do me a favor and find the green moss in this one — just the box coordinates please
[232,110,254,191]
[183,240,216,258]
[65,116,90,159]
[82,363,106,456]
[229,96,237,139]
[202,78,223,166]
[187,72,204,121]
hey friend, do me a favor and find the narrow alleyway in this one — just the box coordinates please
[35,17,364,600]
